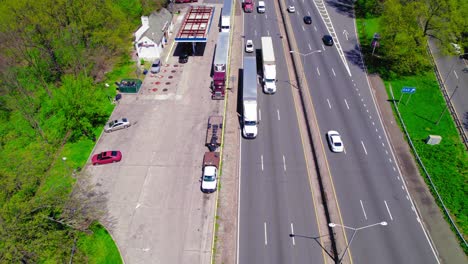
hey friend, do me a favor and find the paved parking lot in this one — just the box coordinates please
[89,6,224,264]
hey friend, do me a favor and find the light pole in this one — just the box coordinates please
[328,221,388,263]
[436,52,468,125]
[289,49,322,89]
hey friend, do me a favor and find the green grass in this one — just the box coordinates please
[35,138,122,262]
[357,17,380,41]
[77,223,123,264]
[36,59,132,261]
[386,74,468,239]
[358,15,468,252]
[104,53,144,85]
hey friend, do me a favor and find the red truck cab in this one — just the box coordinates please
[242,0,254,12]
[212,65,226,100]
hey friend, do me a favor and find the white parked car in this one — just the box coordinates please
[202,166,217,193]
[327,130,344,153]
[245,40,254,53]
[104,118,131,133]
[287,5,295,13]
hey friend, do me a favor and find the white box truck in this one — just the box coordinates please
[221,0,232,32]
[261,36,276,94]
[242,57,258,139]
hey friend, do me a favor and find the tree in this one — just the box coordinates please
[378,0,431,76]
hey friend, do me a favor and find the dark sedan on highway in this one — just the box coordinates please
[322,35,334,46]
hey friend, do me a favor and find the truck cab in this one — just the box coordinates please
[242,102,258,138]
[212,65,226,99]
[243,0,254,12]
[263,71,277,94]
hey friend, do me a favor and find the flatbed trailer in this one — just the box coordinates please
[205,115,223,151]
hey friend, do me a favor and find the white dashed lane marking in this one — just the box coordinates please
[385,200,394,221]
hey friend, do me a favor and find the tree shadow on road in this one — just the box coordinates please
[344,44,366,71]
[325,0,355,18]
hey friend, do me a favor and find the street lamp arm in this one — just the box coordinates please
[290,49,322,57]
[328,221,388,263]
[355,221,388,231]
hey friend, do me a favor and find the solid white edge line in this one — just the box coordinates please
[237,12,245,263]
[290,223,296,245]
[361,140,368,155]
[385,200,394,221]
[360,200,368,220]
[264,222,268,245]
[237,133,242,264]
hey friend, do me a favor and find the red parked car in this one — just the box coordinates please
[92,151,122,165]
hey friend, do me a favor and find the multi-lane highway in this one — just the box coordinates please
[238,4,325,264]
[238,0,440,263]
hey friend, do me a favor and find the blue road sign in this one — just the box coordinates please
[401,87,416,94]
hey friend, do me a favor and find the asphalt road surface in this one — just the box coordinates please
[238,6,325,264]
[286,0,439,263]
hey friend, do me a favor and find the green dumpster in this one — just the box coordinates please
[117,79,142,93]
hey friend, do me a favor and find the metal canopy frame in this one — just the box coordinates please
[175,6,214,42]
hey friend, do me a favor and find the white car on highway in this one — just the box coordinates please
[327,130,344,152]
[245,40,254,53]
[287,5,295,13]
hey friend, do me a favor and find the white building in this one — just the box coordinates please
[134,8,174,61]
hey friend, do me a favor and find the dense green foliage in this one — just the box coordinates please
[356,0,468,77]
[0,0,167,262]
[357,2,468,253]
[355,0,383,18]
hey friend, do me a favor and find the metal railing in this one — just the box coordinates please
[426,45,468,150]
